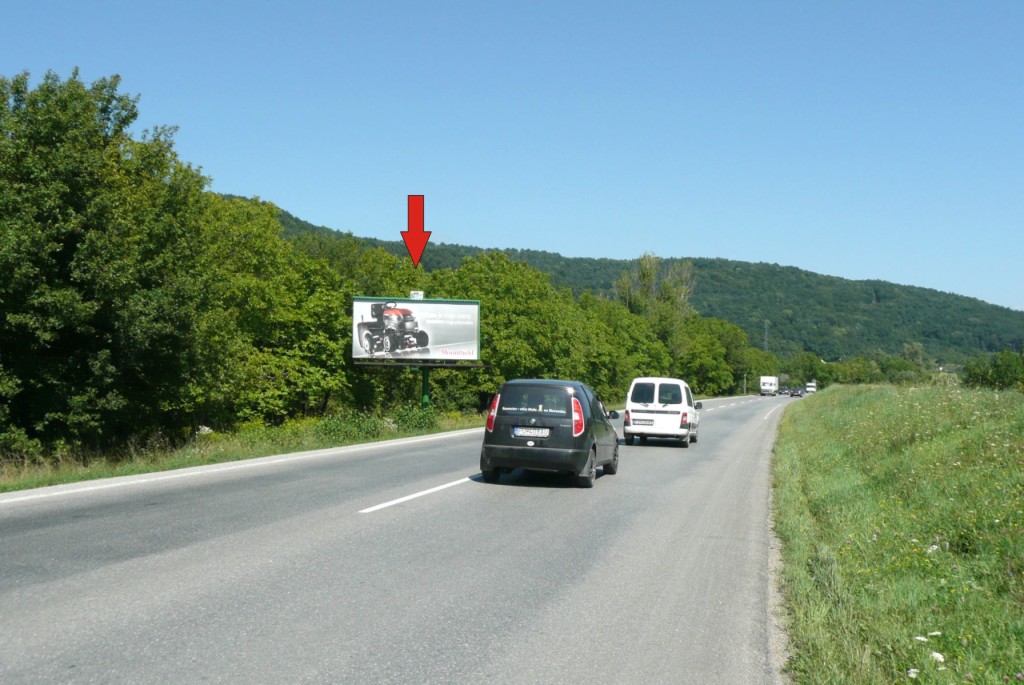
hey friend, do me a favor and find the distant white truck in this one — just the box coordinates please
[805,381,817,394]
[760,376,779,396]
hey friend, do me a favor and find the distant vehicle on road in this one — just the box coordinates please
[480,379,619,488]
[805,381,817,394]
[760,376,779,396]
[623,377,701,447]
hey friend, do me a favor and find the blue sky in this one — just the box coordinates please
[5,2,1023,310]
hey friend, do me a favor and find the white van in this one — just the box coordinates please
[623,377,702,447]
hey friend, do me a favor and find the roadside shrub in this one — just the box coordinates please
[0,427,44,466]
[315,412,386,444]
[388,404,438,432]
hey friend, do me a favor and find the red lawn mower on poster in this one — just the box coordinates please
[357,302,430,356]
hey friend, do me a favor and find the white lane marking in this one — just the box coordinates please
[764,405,784,419]
[359,477,471,514]
[0,429,484,507]
[0,461,273,506]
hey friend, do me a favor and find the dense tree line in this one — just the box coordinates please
[1,71,998,464]
[1,71,355,457]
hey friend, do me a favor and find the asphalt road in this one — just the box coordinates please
[0,395,793,684]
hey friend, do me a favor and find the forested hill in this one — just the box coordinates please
[277,210,1024,365]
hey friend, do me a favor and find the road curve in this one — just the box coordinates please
[0,395,792,684]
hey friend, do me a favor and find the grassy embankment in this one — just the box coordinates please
[773,384,1023,684]
[0,408,485,493]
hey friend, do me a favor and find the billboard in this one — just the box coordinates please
[352,297,480,363]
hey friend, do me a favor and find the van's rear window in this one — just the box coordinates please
[630,383,655,403]
[498,386,570,417]
[631,382,682,404]
[658,384,682,404]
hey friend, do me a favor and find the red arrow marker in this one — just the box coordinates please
[401,195,431,268]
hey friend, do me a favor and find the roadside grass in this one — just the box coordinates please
[773,385,1024,684]
[0,407,485,493]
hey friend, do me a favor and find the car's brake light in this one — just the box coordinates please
[680,411,688,428]
[623,409,631,426]
[486,393,500,432]
[572,397,585,437]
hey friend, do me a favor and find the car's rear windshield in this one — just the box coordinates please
[631,382,682,405]
[497,385,570,417]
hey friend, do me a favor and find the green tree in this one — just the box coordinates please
[615,254,695,350]
[677,326,733,396]
[0,71,358,454]
[988,349,1024,390]
[0,363,38,457]
[687,317,752,393]
[0,70,215,448]
[833,355,883,384]
[614,254,708,384]
[430,252,594,405]
[963,349,1024,391]
[577,292,670,401]
[196,196,354,424]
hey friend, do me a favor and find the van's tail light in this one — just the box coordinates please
[623,409,632,426]
[572,397,585,437]
[680,411,688,428]
[486,393,500,432]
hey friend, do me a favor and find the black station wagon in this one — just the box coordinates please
[480,379,620,488]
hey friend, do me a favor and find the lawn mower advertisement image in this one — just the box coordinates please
[352,297,480,362]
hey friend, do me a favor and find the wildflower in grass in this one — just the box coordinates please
[907,668,919,678]
[928,631,942,637]
[930,652,945,663]
[915,636,929,642]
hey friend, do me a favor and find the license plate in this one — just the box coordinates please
[632,419,654,426]
[513,426,550,438]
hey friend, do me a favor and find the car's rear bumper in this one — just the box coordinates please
[623,424,693,439]
[481,445,589,474]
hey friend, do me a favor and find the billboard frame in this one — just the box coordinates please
[350,296,482,368]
